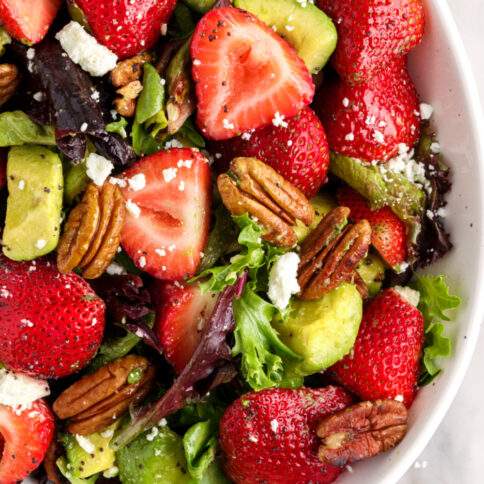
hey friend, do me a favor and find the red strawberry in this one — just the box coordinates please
[0,0,61,45]
[331,288,425,406]
[191,7,315,140]
[0,256,105,379]
[75,0,177,59]
[120,148,211,280]
[315,57,420,162]
[153,281,218,373]
[337,186,407,267]
[219,386,352,484]
[211,107,329,198]
[0,399,55,483]
[318,0,425,83]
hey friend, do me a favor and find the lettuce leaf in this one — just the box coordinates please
[0,111,55,147]
[411,275,461,384]
[0,27,11,57]
[183,420,218,480]
[106,117,128,138]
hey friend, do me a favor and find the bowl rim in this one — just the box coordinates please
[382,0,484,482]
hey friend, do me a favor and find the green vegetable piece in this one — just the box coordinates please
[356,253,386,297]
[232,284,301,390]
[127,367,144,384]
[67,0,91,30]
[174,2,196,36]
[0,27,11,57]
[273,283,363,376]
[60,427,116,479]
[177,117,206,148]
[234,0,337,73]
[294,193,336,241]
[57,457,99,484]
[3,146,63,261]
[330,153,426,224]
[0,111,55,147]
[182,0,217,13]
[64,161,89,205]
[106,117,129,138]
[198,461,231,484]
[183,420,217,480]
[117,426,189,484]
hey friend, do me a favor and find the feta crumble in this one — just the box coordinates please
[33,91,44,102]
[35,239,47,250]
[419,102,434,120]
[223,118,235,130]
[86,153,114,186]
[126,199,141,218]
[272,112,288,128]
[128,173,146,191]
[162,167,178,182]
[394,394,405,402]
[342,97,350,107]
[268,252,300,310]
[56,21,118,77]
[394,286,420,307]
[75,435,96,454]
[106,262,127,275]
[146,426,159,441]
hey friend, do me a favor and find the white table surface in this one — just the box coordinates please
[400,1,484,483]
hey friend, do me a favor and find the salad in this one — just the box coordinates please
[0,0,462,483]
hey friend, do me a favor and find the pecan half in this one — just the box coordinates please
[217,157,314,247]
[298,207,371,299]
[57,182,126,278]
[53,355,155,436]
[317,400,408,467]
[0,64,19,107]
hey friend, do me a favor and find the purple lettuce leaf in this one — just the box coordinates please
[112,273,247,449]
[123,321,164,354]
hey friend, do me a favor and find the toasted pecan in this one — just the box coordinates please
[111,52,151,88]
[0,64,19,107]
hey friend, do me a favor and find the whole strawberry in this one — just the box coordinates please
[331,288,424,407]
[211,107,330,198]
[219,386,352,484]
[0,256,105,378]
[315,57,420,162]
[318,0,425,83]
[74,0,177,59]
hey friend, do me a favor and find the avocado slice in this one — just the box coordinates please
[356,253,386,297]
[273,283,362,376]
[295,192,336,241]
[57,457,99,484]
[234,0,337,74]
[330,153,426,225]
[116,426,189,484]
[60,428,116,479]
[2,146,63,261]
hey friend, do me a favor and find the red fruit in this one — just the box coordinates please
[315,58,420,162]
[0,0,61,44]
[0,400,55,483]
[75,0,177,59]
[331,288,425,406]
[318,0,425,83]
[219,386,352,484]
[120,148,211,280]
[191,7,315,140]
[337,186,407,267]
[153,281,217,373]
[0,256,105,379]
[211,107,329,198]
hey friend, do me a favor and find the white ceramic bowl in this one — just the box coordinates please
[338,0,484,482]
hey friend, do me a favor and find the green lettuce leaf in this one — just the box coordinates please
[0,27,11,57]
[411,275,461,384]
[0,111,56,147]
[183,421,217,480]
[232,284,302,391]
[106,117,128,138]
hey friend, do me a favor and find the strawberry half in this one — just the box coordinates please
[0,256,105,379]
[338,186,407,267]
[120,148,211,280]
[75,0,177,59]
[153,281,218,373]
[211,107,330,198]
[220,386,352,484]
[318,0,425,83]
[315,57,420,162]
[0,0,61,44]
[191,7,315,140]
[330,288,425,406]
[0,400,55,483]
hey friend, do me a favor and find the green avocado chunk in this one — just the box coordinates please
[234,0,337,73]
[273,283,362,376]
[356,253,386,297]
[330,153,426,225]
[2,146,63,261]
[117,426,189,484]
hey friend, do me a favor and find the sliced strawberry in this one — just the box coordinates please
[211,107,330,198]
[190,7,315,140]
[120,148,211,280]
[153,281,218,373]
[338,186,407,267]
[0,400,55,483]
[0,0,61,44]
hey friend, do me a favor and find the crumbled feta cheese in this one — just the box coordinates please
[80,122,88,132]
[18,180,25,190]
[91,90,100,101]
[241,131,252,141]
[164,139,184,149]
[248,435,258,443]
[394,286,420,307]
[139,256,146,268]
[146,426,159,442]
[419,102,434,120]
[155,248,167,257]
[272,112,288,128]
[35,239,47,250]
[100,428,115,438]
[268,252,300,310]
[162,167,178,182]
[26,48,36,60]
[33,92,44,102]
[126,199,141,218]
[159,418,168,426]
[193,59,202,66]
[106,262,127,275]
[394,394,405,402]
[128,173,146,191]
[287,140,293,147]
[56,21,118,77]
[430,142,441,154]
[223,118,235,130]
[342,97,350,107]
[86,153,114,186]
[270,419,279,433]
[177,159,193,169]
[75,435,96,454]
[0,368,49,412]
[103,466,119,478]
[109,177,128,188]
